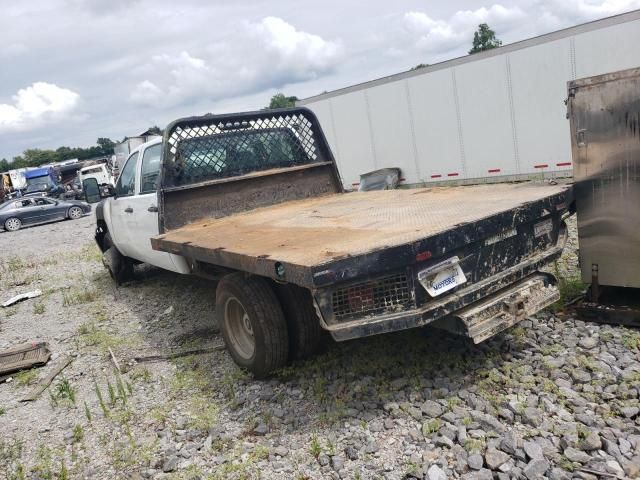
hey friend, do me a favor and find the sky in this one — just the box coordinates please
[1,0,640,160]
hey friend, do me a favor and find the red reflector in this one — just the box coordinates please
[534,164,549,169]
[352,182,360,186]
[399,177,406,181]
[447,173,459,177]
[430,174,442,179]
[416,251,432,262]
[488,168,501,173]
[556,162,572,167]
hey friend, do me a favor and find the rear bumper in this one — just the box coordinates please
[317,225,567,342]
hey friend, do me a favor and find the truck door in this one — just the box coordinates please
[126,142,190,273]
[109,152,139,257]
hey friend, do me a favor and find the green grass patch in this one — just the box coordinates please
[63,288,99,306]
[14,369,38,387]
[32,301,45,315]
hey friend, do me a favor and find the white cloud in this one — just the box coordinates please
[130,16,342,107]
[0,82,79,132]
[403,5,525,54]
[401,1,640,59]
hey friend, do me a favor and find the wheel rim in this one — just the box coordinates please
[224,297,255,360]
[6,218,20,231]
[70,207,82,219]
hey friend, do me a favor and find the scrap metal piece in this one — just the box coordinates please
[0,342,51,377]
[21,355,72,402]
[132,344,226,363]
[2,289,42,307]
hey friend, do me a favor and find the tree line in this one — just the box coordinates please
[1,138,116,172]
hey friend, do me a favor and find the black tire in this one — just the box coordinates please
[102,233,134,284]
[274,283,322,361]
[4,217,21,232]
[216,273,289,378]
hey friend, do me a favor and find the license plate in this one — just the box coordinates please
[418,256,467,297]
[534,218,553,237]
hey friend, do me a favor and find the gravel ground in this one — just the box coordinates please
[0,214,639,480]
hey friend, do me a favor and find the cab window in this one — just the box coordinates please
[115,152,139,197]
[140,144,161,194]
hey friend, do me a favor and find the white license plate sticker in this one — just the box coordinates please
[534,219,553,237]
[418,257,467,297]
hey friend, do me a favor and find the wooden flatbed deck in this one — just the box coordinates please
[153,183,569,269]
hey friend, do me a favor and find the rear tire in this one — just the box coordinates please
[216,273,289,378]
[274,283,323,361]
[102,233,134,284]
[4,217,21,232]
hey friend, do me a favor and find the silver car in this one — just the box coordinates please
[0,197,91,232]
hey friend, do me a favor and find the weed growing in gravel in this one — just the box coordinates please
[49,377,76,406]
[129,366,152,383]
[0,439,25,480]
[464,438,485,453]
[309,434,321,458]
[14,369,38,386]
[72,425,84,443]
[3,307,17,317]
[63,288,99,306]
[0,406,5,415]
[550,262,586,311]
[423,418,443,435]
[32,301,45,315]
[78,244,103,263]
[83,401,92,423]
[622,330,640,350]
[187,397,219,430]
[77,322,135,353]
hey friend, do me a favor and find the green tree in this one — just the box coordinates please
[144,126,163,135]
[411,63,430,71]
[469,23,502,54]
[0,158,9,172]
[96,137,116,152]
[266,93,298,109]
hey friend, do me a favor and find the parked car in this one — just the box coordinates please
[0,197,91,232]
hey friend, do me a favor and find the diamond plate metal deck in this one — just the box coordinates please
[153,182,569,269]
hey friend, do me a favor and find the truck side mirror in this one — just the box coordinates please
[82,178,103,203]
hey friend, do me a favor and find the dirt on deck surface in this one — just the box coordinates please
[154,183,568,267]
[0,214,639,480]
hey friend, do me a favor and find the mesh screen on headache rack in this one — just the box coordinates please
[163,112,320,187]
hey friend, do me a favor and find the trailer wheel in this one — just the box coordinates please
[102,233,134,284]
[274,283,323,361]
[216,273,289,378]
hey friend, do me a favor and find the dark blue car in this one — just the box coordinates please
[0,197,91,232]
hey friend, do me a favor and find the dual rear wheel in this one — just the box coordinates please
[216,273,322,378]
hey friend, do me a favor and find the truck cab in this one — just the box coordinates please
[93,137,190,277]
[78,164,114,188]
[23,167,65,198]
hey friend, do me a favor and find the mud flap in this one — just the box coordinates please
[453,274,559,344]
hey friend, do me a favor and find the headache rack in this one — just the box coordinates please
[157,108,343,232]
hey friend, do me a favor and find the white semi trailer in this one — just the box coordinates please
[298,10,640,188]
